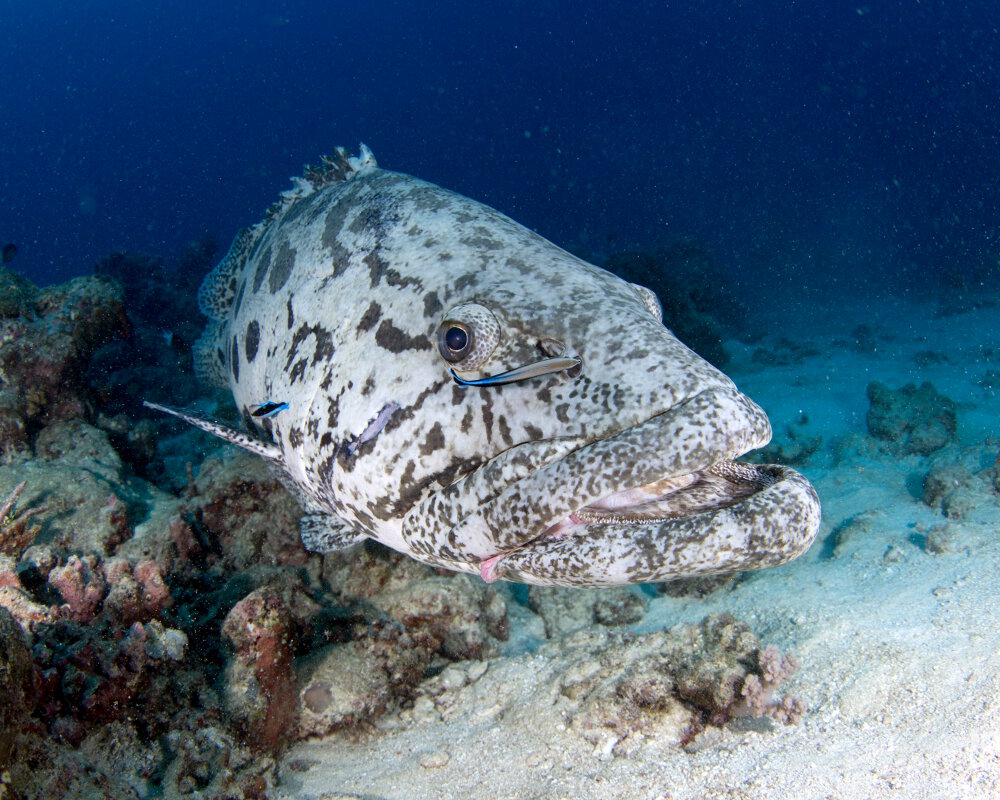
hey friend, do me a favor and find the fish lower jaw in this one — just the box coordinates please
[478,461,821,587]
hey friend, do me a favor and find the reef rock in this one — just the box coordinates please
[188,449,308,572]
[0,605,33,773]
[322,544,508,660]
[921,447,1000,520]
[296,619,435,738]
[866,380,957,456]
[526,585,647,639]
[0,419,179,558]
[557,614,803,755]
[0,270,128,455]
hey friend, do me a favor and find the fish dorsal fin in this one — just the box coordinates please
[300,144,376,191]
[195,144,377,327]
[198,226,256,321]
[264,144,377,221]
[143,401,282,462]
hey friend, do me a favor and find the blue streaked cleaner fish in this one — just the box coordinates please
[146,145,821,587]
[250,401,289,419]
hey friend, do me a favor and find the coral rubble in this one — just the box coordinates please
[557,614,803,756]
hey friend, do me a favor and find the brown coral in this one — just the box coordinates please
[101,558,172,624]
[221,586,298,751]
[48,555,106,622]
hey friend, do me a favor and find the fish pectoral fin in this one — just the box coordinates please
[142,400,283,463]
[260,465,365,553]
[300,513,369,552]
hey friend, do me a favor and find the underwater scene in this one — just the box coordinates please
[1,2,999,798]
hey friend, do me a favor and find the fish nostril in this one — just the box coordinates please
[540,338,582,377]
[538,337,565,357]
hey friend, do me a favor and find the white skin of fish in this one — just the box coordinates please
[148,146,822,587]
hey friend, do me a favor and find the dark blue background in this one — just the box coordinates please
[2,1,997,310]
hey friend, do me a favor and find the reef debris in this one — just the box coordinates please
[556,614,804,756]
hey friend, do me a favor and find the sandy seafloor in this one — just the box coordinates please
[275,297,1000,800]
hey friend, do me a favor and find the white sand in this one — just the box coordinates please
[276,299,1000,800]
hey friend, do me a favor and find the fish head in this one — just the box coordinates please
[307,181,818,586]
[187,158,819,587]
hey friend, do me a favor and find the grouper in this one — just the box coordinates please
[146,146,821,587]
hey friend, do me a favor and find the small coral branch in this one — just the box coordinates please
[0,481,44,558]
[739,643,806,724]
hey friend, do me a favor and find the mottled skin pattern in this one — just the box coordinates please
[170,146,821,587]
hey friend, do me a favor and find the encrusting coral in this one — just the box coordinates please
[553,614,804,756]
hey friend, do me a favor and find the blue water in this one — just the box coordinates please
[1,1,997,307]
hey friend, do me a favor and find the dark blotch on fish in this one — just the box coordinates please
[252,245,272,293]
[245,320,260,362]
[357,301,382,333]
[375,319,431,353]
[269,241,297,294]
[230,337,240,381]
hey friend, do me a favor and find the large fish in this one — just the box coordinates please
[147,146,820,587]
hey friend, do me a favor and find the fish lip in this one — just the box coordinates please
[471,393,820,586]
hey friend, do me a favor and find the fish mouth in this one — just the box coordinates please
[481,459,820,588]
[469,386,821,587]
[570,460,775,526]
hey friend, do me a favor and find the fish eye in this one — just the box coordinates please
[436,303,501,370]
[438,322,473,362]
